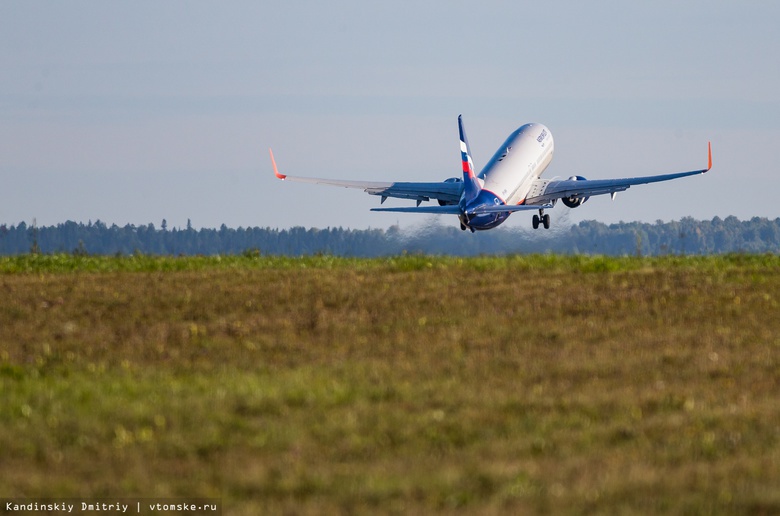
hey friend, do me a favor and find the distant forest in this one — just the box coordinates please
[1,216,779,256]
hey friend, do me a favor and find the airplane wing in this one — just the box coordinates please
[270,149,463,204]
[525,142,712,205]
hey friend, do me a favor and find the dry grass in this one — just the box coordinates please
[1,254,779,514]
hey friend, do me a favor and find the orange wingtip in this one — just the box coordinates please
[706,141,712,171]
[269,148,286,179]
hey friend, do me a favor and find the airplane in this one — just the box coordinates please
[270,115,712,232]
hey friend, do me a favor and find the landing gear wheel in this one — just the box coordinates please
[542,214,551,229]
[532,215,540,229]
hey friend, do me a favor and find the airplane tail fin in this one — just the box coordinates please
[458,115,481,204]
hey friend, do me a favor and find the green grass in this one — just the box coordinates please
[2,251,778,274]
[1,254,779,514]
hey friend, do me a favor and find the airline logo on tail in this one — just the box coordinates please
[458,115,482,205]
[460,140,474,177]
[459,116,474,179]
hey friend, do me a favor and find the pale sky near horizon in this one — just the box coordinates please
[1,1,778,231]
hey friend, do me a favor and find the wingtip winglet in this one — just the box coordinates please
[706,141,712,172]
[269,148,286,180]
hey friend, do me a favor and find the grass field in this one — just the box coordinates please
[1,254,779,514]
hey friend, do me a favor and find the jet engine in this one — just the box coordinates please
[561,176,589,208]
[438,177,462,206]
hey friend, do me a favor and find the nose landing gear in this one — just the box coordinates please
[532,208,551,230]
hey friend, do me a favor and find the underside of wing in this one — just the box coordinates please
[372,181,463,203]
[526,142,712,205]
[270,149,463,204]
[282,176,463,203]
[526,170,702,205]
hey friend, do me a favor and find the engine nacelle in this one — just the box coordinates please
[562,195,589,208]
[561,176,589,208]
[438,177,462,206]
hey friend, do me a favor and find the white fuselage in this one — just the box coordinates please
[479,123,554,206]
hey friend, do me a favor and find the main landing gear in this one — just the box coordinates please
[532,208,550,230]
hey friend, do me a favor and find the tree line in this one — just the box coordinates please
[1,216,779,256]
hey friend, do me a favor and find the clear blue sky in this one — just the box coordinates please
[2,1,778,231]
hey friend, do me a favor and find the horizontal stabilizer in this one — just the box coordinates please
[372,203,552,215]
[371,205,463,214]
[468,203,552,215]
